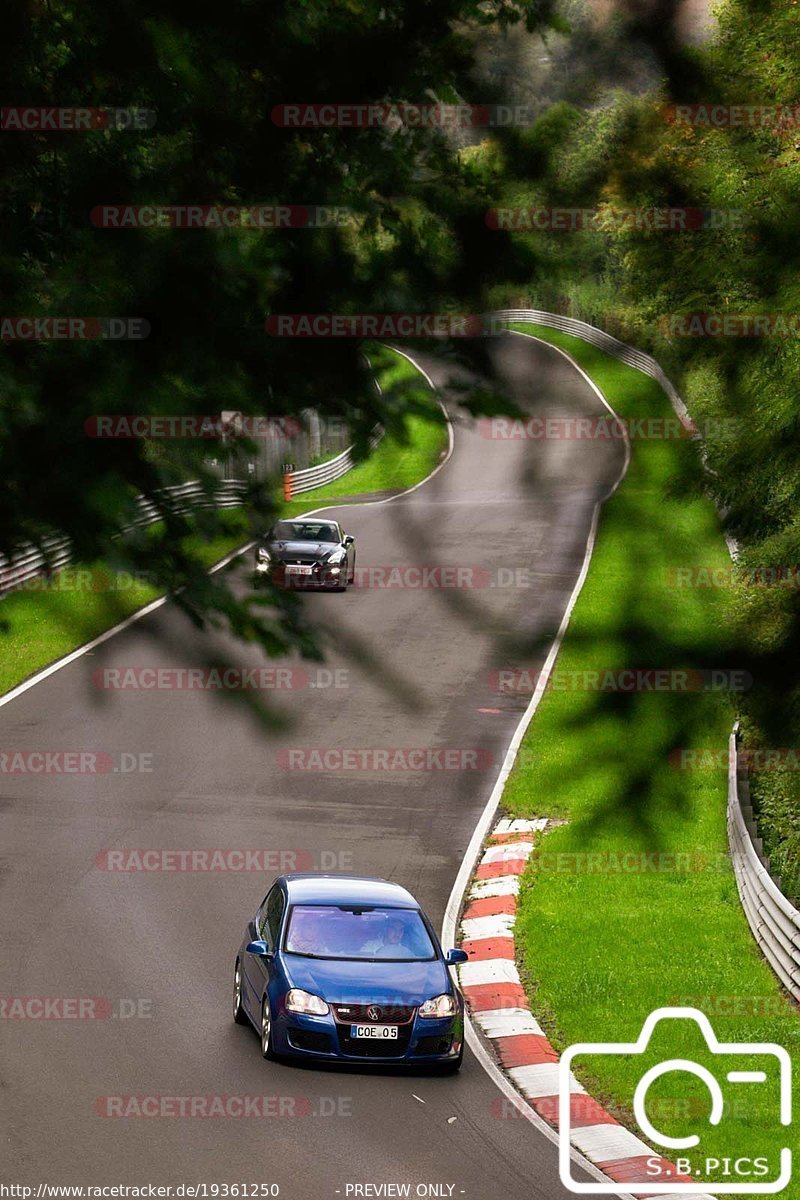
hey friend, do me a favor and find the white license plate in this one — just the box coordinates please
[351,1024,399,1039]
[285,565,313,575]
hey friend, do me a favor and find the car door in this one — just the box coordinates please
[243,885,284,1008]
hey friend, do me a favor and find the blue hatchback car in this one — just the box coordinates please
[233,875,468,1070]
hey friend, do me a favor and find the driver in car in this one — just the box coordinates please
[359,918,414,958]
[290,915,332,956]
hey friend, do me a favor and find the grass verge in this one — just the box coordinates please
[502,323,798,1183]
[0,345,446,698]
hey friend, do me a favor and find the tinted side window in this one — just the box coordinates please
[266,888,286,947]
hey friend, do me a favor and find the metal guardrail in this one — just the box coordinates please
[287,426,383,495]
[502,308,796,1000]
[0,479,248,597]
[0,420,379,595]
[495,309,694,431]
[728,723,800,1001]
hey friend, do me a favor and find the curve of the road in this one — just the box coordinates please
[1,334,625,1200]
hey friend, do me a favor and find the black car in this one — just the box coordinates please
[254,518,356,590]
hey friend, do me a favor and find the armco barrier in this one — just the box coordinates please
[495,308,694,429]
[286,426,383,495]
[503,308,796,1002]
[0,423,384,594]
[0,479,247,597]
[728,722,800,1001]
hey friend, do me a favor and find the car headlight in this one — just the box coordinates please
[326,549,346,565]
[256,547,271,562]
[418,993,457,1019]
[285,988,329,1016]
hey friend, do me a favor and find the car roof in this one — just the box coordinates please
[279,874,420,908]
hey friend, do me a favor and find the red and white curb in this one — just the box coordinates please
[457,817,714,1199]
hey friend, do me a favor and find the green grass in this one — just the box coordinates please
[282,344,447,507]
[0,345,445,698]
[502,324,799,1186]
[0,510,250,698]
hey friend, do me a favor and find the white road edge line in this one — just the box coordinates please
[0,333,629,1190]
[0,346,453,713]
[439,328,634,1194]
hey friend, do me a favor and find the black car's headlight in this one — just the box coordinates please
[418,993,457,1018]
[255,547,271,571]
[285,988,329,1016]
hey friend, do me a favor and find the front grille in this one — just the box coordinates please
[337,1025,412,1058]
[332,1004,415,1024]
[287,1029,333,1054]
[414,1034,453,1056]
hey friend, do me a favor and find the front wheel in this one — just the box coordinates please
[260,996,275,1059]
[233,959,248,1025]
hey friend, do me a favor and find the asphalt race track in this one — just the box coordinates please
[1,334,626,1198]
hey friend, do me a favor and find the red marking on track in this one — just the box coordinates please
[495,1034,558,1068]
[476,858,527,879]
[461,936,515,960]
[462,894,516,919]
[461,981,528,1012]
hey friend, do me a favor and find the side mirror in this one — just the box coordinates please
[446,948,469,966]
[246,940,273,958]
[343,535,354,546]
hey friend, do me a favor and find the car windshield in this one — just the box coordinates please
[269,521,339,544]
[284,904,436,961]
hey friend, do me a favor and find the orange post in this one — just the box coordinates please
[282,471,293,502]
